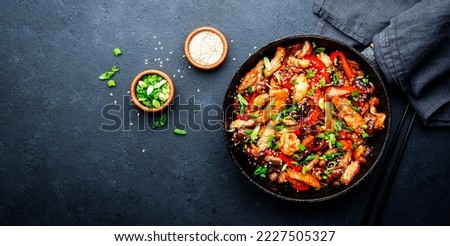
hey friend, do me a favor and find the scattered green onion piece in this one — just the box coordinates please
[173,128,187,135]
[250,125,260,142]
[298,143,306,152]
[254,166,268,178]
[98,71,115,80]
[361,132,370,138]
[352,90,360,97]
[361,124,368,129]
[244,129,253,135]
[302,165,308,175]
[113,48,122,56]
[111,65,119,73]
[275,124,285,131]
[107,80,116,87]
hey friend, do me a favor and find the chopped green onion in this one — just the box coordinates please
[332,73,340,85]
[98,71,115,80]
[304,153,316,162]
[361,132,370,138]
[336,141,343,150]
[352,90,360,97]
[138,80,147,88]
[315,47,325,53]
[275,124,285,131]
[173,128,187,135]
[146,85,154,95]
[263,57,271,71]
[237,94,248,105]
[306,69,316,79]
[251,111,260,119]
[254,166,268,178]
[311,41,317,49]
[298,143,306,152]
[247,86,254,94]
[271,114,277,121]
[361,124,368,129]
[307,84,316,96]
[266,135,275,147]
[244,129,253,135]
[275,72,282,84]
[302,165,308,175]
[152,99,161,108]
[362,75,369,84]
[319,78,326,87]
[317,132,325,138]
[326,66,333,74]
[334,119,345,131]
[107,80,116,87]
[113,48,122,57]
[250,125,260,142]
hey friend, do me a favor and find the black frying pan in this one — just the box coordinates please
[223,35,391,202]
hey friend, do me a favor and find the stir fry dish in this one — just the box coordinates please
[228,41,386,192]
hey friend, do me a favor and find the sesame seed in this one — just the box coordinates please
[110,93,113,96]
[254,46,257,49]
[169,51,173,54]
[197,89,200,92]
[180,76,184,78]
[188,66,191,69]
[142,149,145,152]
[127,91,130,94]
[230,39,234,43]
[182,54,186,58]
[137,113,140,116]
[249,53,251,56]
[130,122,133,126]
[114,100,117,104]
[157,58,160,61]
[154,58,157,61]
[159,64,163,67]
[160,47,163,50]
[232,57,236,60]
[166,58,170,61]
[155,47,158,50]
[173,74,176,78]
[153,36,156,39]
[177,69,180,72]
[158,41,161,45]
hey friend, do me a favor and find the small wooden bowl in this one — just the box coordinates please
[184,26,228,70]
[130,70,175,113]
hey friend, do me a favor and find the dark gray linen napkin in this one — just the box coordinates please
[313,0,450,126]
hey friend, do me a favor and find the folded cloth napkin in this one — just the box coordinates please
[313,0,450,126]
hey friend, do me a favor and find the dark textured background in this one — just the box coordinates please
[1,0,449,225]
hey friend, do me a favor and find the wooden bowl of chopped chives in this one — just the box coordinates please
[184,26,228,70]
[130,70,175,113]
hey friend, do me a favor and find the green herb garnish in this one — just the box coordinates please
[113,48,122,57]
[298,143,306,152]
[111,65,119,73]
[254,166,268,178]
[302,165,308,175]
[151,113,167,129]
[107,80,116,87]
[332,72,340,85]
[174,128,187,135]
[306,69,316,79]
[315,47,325,53]
[263,57,271,71]
[361,132,370,138]
[98,71,115,80]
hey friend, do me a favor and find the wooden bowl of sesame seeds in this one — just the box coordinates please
[184,26,228,70]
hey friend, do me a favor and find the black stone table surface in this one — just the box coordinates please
[1,0,449,225]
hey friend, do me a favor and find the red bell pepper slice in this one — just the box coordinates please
[305,56,330,83]
[236,113,248,120]
[246,92,257,110]
[281,76,291,89]
[330,51,354,80]
[292,182,310,191]
[305,106,321,125]
[338,139,353,151]
[338,130,352,139]
[277,152,302,172]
